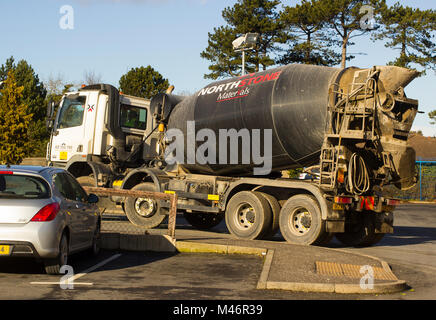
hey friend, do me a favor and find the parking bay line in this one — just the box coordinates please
[31,253,123,286]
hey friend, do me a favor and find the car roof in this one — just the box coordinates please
[0,165,58,175]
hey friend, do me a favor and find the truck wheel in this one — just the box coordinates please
[44,233,69,275]
[335,214,384,247]
[256,192,280,239]
[279,194,331,245]
[124,182,167,229]
[183,212,224,230]
[225,191,272,240]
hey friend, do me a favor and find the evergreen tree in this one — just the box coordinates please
[0,57,48,157]
[317,0,384,68]
[119,66,169,99]
[200,26,241,79]
[0,71,32,164]
[372,2,436,74]
[278,0,341,66]
[201,0,283,79]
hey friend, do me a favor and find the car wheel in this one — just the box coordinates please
[44,233,69,275]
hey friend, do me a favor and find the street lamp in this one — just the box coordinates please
[232,33,259,76]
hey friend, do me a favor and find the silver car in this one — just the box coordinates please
[0,165,101,274]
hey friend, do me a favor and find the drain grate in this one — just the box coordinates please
[316,261,398,281]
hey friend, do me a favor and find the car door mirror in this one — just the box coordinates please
[87,193,99,204]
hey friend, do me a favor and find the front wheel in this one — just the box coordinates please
[279,194,332,246]
[124,182,167,229]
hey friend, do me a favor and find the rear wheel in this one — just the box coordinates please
[184,212,224,230]
[124,182,167,229]
[88,221,101,256]
[256,192,280,239]
[335,213,385,247]
[44,233,69,275]
[279,194,332,245]
[225,191,272,240]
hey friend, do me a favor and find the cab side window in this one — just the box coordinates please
[120,104,147,130]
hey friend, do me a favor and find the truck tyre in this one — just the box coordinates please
[225,191,272,240]
[256,192,280,239]
[279,194,331,245]
[183,212,224,230]
[335,214,384,247]
[124,182,167,229]
[44,233,69,275]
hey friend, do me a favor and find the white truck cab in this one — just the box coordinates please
[46,84,159,187]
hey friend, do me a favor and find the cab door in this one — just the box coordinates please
[50,93,89,164]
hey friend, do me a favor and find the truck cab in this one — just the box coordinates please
[47,84,159,186]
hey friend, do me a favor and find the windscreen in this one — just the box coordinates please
[57,95,86,129]
[0,174,50,199]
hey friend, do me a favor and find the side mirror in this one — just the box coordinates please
[46,101,57,129]
[87,193,99,204]
[47,100,55,118]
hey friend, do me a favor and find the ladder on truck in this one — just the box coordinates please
[319,68,380,190]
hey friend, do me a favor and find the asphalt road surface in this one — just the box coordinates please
[0,203,434,301]
[329,203,436,300]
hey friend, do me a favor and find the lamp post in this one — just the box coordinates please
[232,33,259,76]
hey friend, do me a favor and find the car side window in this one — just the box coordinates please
[53,173,76,201]
[65,174,88,203]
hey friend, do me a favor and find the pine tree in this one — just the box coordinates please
[0,71,33,165]
[372,2,436,74]
[317,0,384,68]
[278,0,341,66]
[201,0,283,79]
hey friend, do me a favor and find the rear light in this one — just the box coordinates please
[386,199,401,206]
[337,168,345,183]
[0,171,13,175]
[334,196,353,204]
[31,203,60,222]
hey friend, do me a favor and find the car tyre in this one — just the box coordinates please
[44,233,69,275]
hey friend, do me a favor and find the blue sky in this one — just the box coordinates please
[1,0,435,136]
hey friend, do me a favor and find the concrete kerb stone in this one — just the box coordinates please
[266,280,407,294]
[175,241,267,257]
[101,232,177,253]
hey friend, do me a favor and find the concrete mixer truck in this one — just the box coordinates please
[46,63,419,246]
